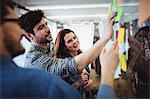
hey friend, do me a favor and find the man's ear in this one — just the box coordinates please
[25,33,35,43]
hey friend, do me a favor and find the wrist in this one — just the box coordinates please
[101,72,115,88]
[104,34,112,41]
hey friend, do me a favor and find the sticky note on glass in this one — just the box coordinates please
[121,54,127,72]
[138,0,150,24]
[118,28,125,44]
[119,42,126,54]
[115,7,123,22]
[114,64,121,79]
[112,0,117,9]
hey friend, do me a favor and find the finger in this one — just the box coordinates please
[81,76,88,81]
[115,44,119,52]
[81,73,88,78]
[83,83,89,89]
[109,17,115,26]
[108,13,116,23]
[111,40,118,50]
[101,47,106,55]
[82,78,88,81]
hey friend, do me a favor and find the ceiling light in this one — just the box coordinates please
[27,2,138,10]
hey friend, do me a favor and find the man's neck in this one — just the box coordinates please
[32,42,49,49]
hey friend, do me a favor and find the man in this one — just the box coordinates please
[19,10,116,78]
[0,0,81,98]
[0,0,118,98]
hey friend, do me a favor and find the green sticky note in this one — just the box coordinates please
[112,0,117,9]
[115,7,123,22]
[114,31,116,41]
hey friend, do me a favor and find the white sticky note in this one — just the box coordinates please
[114,65,121,79]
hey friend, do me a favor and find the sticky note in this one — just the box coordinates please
[121,54,127,72]
[138,0,150,24]
[118,28,125,44]
[119,42,126,54]
[117,0,121,6]
[108,4,110,16]
[113,22,120,31]
[112,0,117,9]
[108,0,111,16]
[110,0,113,13]
[114,31,116,40]
[116,31,119,39]
[110,0,117,14]
[114,64,121,79]
[115,7,123,22]
[125,29,129,60]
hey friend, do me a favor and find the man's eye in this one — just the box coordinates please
[38,26,44,30]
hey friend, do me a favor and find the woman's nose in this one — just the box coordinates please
[73,39,77,44]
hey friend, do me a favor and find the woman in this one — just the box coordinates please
[54,29,93,97]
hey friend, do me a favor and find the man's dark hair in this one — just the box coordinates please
[0,0,15,23]
[19,10,44,34]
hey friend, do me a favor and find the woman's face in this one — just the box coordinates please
[64,32,80,53]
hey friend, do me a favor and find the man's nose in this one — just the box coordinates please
[45,25,50,33]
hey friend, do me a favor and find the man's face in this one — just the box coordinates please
[33,17,53,45]
[1,6,25,57]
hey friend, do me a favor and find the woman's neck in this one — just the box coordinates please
[69,51,78,57]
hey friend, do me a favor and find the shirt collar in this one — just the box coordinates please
[30,44,50,53]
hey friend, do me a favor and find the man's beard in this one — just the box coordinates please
[36,36,52,45]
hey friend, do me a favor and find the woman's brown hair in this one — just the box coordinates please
[54,29,82,58]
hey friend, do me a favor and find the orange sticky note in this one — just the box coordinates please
[138,0,150,24]
[118,28,125,44]
[117,0,122,6]
[108,0,110,16]
[121,54,127,72]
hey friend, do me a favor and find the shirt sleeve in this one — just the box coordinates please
[97,84,117,99]
[25,50,80,78]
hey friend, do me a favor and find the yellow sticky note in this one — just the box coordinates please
[121,54,127,72]
[118,28,125,44]
[108,0,110,16]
